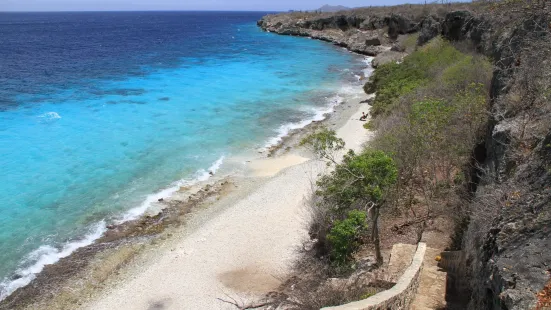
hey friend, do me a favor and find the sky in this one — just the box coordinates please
[1,0,454,12]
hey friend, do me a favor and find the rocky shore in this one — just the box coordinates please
[256,4,475,60]
[0,54,372,309]
[0,176,235,310]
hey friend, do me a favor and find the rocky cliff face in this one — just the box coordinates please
[460,10,551,310]
[260,5,551,309]
[257,12,393,55]
[422,7,551,310]
[257,5,478,56]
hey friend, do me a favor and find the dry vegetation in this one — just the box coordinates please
[252,36,495,309]
[281,2,477,22]
[367,37,492,242]
[251,1,551,308]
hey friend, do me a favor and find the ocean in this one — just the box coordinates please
[0,11,366,299]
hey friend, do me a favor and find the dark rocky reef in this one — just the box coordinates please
[261,4,551,309]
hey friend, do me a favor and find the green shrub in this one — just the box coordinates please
[442,55,492,91]
[327,210,368,265]
[363,120,375,130]
[300,127,345,163]
[365,37,468,116]
[317,149,397,265]
[366,61,426,116]
[316,150,398,211]
[409,98,455,146]
[454,171,465,185]
[301,129,398,264]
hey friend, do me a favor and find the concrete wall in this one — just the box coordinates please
[322,243,427,310]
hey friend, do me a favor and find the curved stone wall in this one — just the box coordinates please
[322,243,427,310]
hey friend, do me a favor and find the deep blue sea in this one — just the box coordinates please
[0,11,366,298]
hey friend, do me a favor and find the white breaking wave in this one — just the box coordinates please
[0,221,106,301]
[0,156,226,301]
[262,94,343,151]
[117,155,225,223]
[261,57,373,152]
[38,112,61,120]
[362,57,375,78]
[261,84,368,151]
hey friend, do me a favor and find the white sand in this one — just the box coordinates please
[83,105,372,310]
[247,154,310,177]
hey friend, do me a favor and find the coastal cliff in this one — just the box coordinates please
[259,3,551,309]
[257,4,473,56]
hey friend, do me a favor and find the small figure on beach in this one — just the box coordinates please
[359,112,367,121]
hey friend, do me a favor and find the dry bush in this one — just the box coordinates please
[346,3,477,22]
[281,282,383,310]
[304,183,333,258]
[399,33,420,53]
[372,52,491,209]
[268,2,479,27]
[268,255,392,310]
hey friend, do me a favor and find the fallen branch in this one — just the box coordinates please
[216,297,272,310]
[391,216,431,232]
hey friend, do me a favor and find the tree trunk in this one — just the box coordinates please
[371,206,383,265]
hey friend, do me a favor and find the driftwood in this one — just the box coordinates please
[216,294,273,310]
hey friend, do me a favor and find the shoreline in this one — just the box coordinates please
[79,98,373,310]
[1,27,374,304]
[0,53,377,310]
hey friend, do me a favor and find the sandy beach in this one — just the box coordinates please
[80,101,373,310]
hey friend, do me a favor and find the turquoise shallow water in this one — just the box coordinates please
[0,11,366,298]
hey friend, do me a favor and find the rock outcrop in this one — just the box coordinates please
[256,5,488,57]
[257,15,388,56]
[417,15,442,45]
[257,11,416,56]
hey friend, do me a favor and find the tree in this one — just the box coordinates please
[327,210,368,265]
[300,127,345,166]
[302,129,398,265]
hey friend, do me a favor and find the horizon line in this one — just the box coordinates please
[0,9,285,13]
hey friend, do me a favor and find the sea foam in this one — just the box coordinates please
[0,221,106,301]
[262,83,365,151]
[0,156,225,301]
[362,57,375,78]
[117,155,225,223]
[261,94,343,150]
[38,112,61,119]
